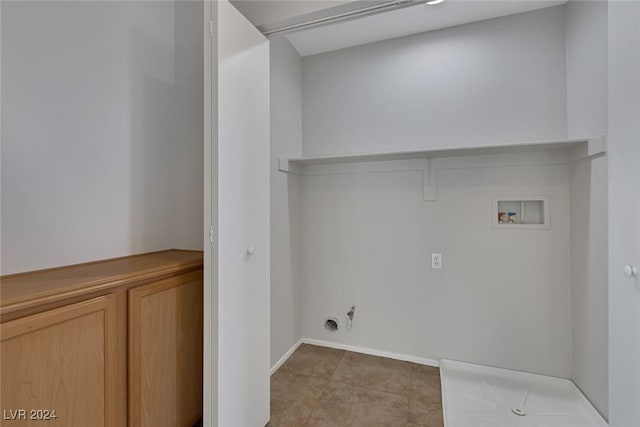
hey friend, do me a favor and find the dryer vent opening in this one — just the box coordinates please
[324,317,339,332]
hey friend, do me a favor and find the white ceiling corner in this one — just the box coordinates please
[231,0,356,28]
[283,0,567,56]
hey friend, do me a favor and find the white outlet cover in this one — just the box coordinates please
[432,253,442,269]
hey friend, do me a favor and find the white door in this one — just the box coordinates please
[608,1,640,426]
[216,1,270,426]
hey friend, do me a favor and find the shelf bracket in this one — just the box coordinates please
[277,137,600,202]
[569,135,607,162]
[278,158,303,175]
[588,135,607,157]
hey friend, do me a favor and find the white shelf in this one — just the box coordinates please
[278,137,606,201]
[278,137,606,173]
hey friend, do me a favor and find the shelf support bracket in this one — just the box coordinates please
[569,135,607,162]
[588,135,607,157]
[278,158,303,175]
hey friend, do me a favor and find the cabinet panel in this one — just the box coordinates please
[129,270,203,427]
[0,295,117,426]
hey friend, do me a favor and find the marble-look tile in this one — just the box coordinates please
[270,369,328,426]
[281,344,345,379]
[270,398,315,427]
[411,363,440,379]
[407,401,444,427]
[271,348,445,427]
[410,364,442,404]
[272,368,328,403]
[307,381,409,427]
[331,351,412,396]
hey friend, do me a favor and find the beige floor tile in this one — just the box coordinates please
[407,401,443,427]
[272,368,328,403]
[307,381,409,427]
[410,364,441,404]
[270,369,328,426]
[281,344,345,379]
[331,351,412,396]
[271,348,445,427]
[411,364,440,378]
[270,398,314,427]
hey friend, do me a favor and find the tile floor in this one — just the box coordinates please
[269,344,444,427]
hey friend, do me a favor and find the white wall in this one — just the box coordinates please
[565,0,608,419]
[302,6,567,157]
[566,0,608,140]
[300,157,572,377]
[174,1,205,250]
[608,1,640,426]
[569,158,608,415]
[270,37,304,367]
[294,4,573,378]
[1,1,203,275]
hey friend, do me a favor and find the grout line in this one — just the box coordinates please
[325,349,414,398]
[300,374,326,427]
[328,347,348,381]
[284,370,333,381]
[302,352,346,427]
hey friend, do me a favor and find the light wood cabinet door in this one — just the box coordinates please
[0,295,117,426]
[128,270,203,427]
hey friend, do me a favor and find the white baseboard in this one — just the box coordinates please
[270,338,440,375]
[301,338,440,368]
[270,339,303,375]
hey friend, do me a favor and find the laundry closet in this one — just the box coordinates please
[264,1,609,426]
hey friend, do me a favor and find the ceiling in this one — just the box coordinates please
[231,1,356,28]
[233,0,567,57]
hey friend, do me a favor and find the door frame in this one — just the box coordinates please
[203,1,218,425]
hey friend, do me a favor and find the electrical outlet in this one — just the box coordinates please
[432,253,442,269]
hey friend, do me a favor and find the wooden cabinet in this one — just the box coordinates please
[0,250,203,427]
[1,296,117,426]
[129,271,203,427]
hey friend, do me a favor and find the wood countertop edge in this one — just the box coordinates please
[1,253,204,317]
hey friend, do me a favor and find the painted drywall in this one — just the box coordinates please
[299,156,572,378]
[566,0,608,140]
[203,1,218,425]
[301,5,567,157]
[290,4,579,378]
[270,37,304,368]
[607,1,640,426]
[569,158,608,415]
[565,0,608,419]
[1,1,204,275]
[174,0,205,250]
